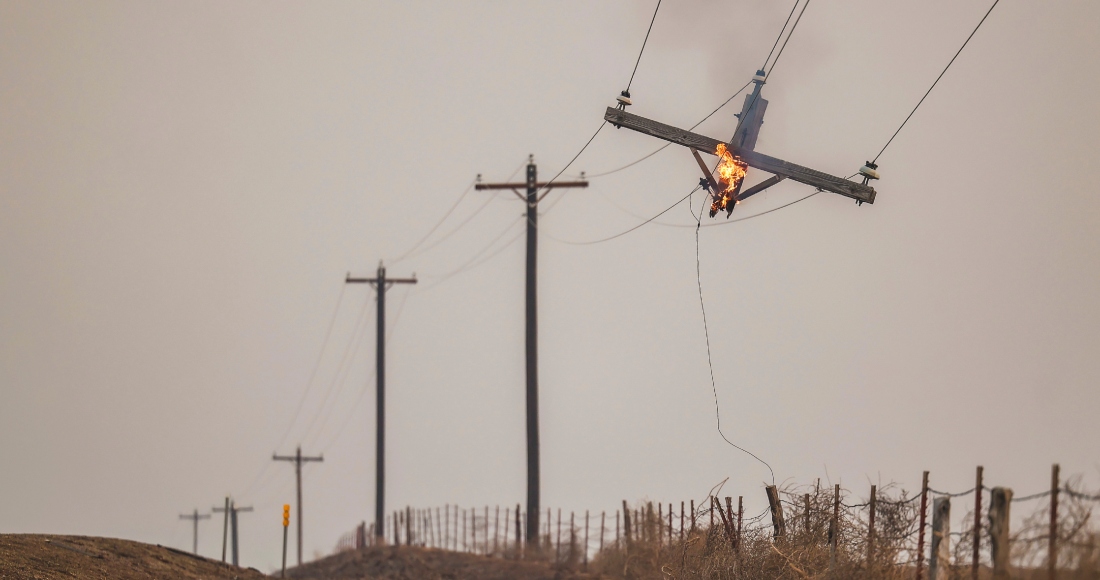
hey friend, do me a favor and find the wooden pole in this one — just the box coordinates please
[868,485,877,563]
[680,502,684,543]
[622,501,631,547]
[725,497,735,552]
[463,508,467,552]
[616,510,620,546]
[1050,463,1059,580]
[690,500,696,532]
[600,511,605,555]
[658,503,663,546]
[494,505,500,556]
[436,507,442,549]
[668,503,673,545]
[973,466,983,580]
[737,496,743,555]
[584,510,589,571]
[406,506,412,546]
[931,497,951,580]
[570,512,576,566]
[917,472,930,580]
[804,493,811,536]
[830,484,839,572]
[989,487,1013,579]
[515,504,522,557]
[556,508,562,562]
[765,485,786,541]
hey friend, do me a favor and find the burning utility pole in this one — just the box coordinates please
[605,71,878,211]
[345,263,417,543]
[474,157,588,547]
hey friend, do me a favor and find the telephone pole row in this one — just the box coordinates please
[273,446,323,566]
[213,500,253,566]
[346,262,417,541]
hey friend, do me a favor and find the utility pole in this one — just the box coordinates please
[475,157,588,546]
[273,446,323,566]
[213,501,253,566]
[178,509,210,555]
[345,262,417,542]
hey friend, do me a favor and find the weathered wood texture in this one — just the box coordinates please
[604,107,877,204]
[989,487,1013,579]
[765,486,786,541]
[930,497,951,580]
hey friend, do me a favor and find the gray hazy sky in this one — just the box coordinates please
[2,0,1099,571]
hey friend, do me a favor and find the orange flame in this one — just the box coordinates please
[710,143,748,215]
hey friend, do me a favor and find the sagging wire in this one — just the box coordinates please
[695,193,776,486]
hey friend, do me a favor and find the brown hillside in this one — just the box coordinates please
[0,534,269,580]
[286,546,597,580]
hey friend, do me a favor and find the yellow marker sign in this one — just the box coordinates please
[283,504,290,527]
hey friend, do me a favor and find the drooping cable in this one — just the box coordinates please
[550,186,699,245]
[761,0,802,71]
[765,0,811,79]
[872,0,1000,163]
[694,195,776,485]
[390,177,477,264]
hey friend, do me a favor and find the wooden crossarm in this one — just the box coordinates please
[604,107,876,204]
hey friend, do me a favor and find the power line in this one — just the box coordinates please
[872,0,1001,163]
[389,177,478,264]
[548,186,699,245]
[693,194,775,485]
[766,0,811,79]
[625,0,663,93]
[417,215,524,291]
[538,122,606,209]
[761,0,802,71]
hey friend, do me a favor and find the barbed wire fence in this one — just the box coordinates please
[330,465,1099,579]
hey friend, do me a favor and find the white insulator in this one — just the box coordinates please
[616,95,632,106]
[752,74,766,83]
[859,165,880,180]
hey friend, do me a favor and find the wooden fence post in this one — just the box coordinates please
[989,487,1013,580]
[556,508,562,562]
[668,503,673,544]
[766,485,786,541]
[600,511,605,555]
[973,466,983,580]
[1050,463,1059,580]
[737,496,744,555]
[570,511,576,566]
[916,472,929,580]
[622,501,631,548]
[829,484,839,572]
[584,510,589,571]
[930,497,951,580]
[515,504,522,557]
[868,485,877,563]
[658,503,663,546]
[690,499,696,532]
[680,502,685,543]
[805,493,812,536]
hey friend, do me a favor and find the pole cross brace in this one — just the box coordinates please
[604,107,876,204]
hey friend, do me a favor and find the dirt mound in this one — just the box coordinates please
[286,546,597,580]
[0,534,270,579]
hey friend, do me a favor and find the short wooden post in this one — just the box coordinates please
[463,508,467,552]
[737,496,744,555]
[556,508,562,562]
[1050,463,1059,580]
[515,504,522,557]
[725,497,735,551]
[394,511,400,546]
[829,484,839,572]
[709,497,714,529]
[584,510,589,570]
[766,485,786,541]
[868,485,877,563]
[916,472,929,580]
[690,499,696,532]
[569,511,576,566]
[658,503,663,545]
[437,507,442,549]
[407,506,412,546]
[622,501,631,547]
[445,504,450,550]
[973,466,983,580]
[804,493,811,536]
[989,487,1013,579]
[600,511,605,555]
[930,497,951,580]
[503,507,509,554]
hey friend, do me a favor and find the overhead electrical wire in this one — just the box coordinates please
[625,0,663,93]
[389,177,478,264]
[872,0,1001,163]
[548,185,700,245]
[761,0,802,71]
[418,215,525,291]
[693,194,776,486]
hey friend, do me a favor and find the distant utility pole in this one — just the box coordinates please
[273,446,323,566]
[178,509,211,555]
[475,156,588,545]
[213,501,253,566]
[345,262,417,541]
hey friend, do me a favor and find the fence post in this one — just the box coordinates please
[556,508,562,562]
[668,503,673,544]
[600,511,605,555]
[973,466,983,580]
[690,499,696,533]
[584,510,589,571]
[829,484,839,572]
[658,503,663,546]
[569,511,576,567]
[680,502,684,543]
[515,504,522,557]
[1050,463,1059,580]
[737,496,743,556]
[930,497,951,580]
[622,501,632,547]
[868,485,877,564]
[916,471,929,580]
[766,485,786,541]
[989,487,1013,579]
[804,494,811,536]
